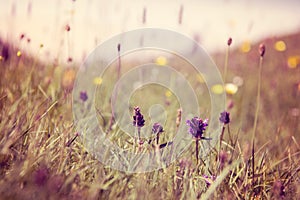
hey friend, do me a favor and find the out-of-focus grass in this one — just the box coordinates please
[0,32,299,200]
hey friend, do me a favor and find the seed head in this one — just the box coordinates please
[20,33,25,40]
[133,106,145,127]
[219,111,230,124]
[186,117,208,139]
[227,37,232,46]
[65,24,71,32]
[259,43,266,57]
[117,43,121,52]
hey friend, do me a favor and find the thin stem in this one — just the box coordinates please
[196,138,199,165]
[217,124,226,173]
[138,127,141,141]
[218,124,226,159]
[251,56,263,186]
[224,45,230,82]
[108,45,121,132]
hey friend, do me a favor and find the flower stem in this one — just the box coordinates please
[224,45,230,82]
[251,55,263,186]
[196,138,199,165]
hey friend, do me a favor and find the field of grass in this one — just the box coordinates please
[0,31,300,200]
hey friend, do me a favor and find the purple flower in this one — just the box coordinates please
[219,111,230,124]
[186,117,208,139]
[203,174,217,187]
[133,106,145,127]
[79,91,88,102]
[152,122,164,134]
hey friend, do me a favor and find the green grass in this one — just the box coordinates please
[0,33,300,199]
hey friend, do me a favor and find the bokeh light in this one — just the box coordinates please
[156,56,167,66]
[240,41,251,53]
[93,77,103,85]
[225,83,238,95]
[274,40,286,52]
[287,55,300,69]
[211,84,224,94]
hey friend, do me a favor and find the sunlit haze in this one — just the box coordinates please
[1,0,300,63]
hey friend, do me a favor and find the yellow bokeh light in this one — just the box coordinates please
[197,74,205,83]
[274,40,286,52]
[287,55,300,69]
[156,56,167,66]
[211,84,224,94]
[225,83,238,95]
[165,90,172,97]
[62,68,76,89]
[17,50,22,57]
[93,77,103,85]
[240,41,251,53]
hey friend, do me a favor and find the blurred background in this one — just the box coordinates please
[1,0,300,63]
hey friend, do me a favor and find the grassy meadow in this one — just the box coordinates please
[0,30,300,200]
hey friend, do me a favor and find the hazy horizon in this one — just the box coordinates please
[1,0,300,63]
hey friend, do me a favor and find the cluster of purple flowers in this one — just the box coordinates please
[186,117,209,139]
[132,106,145,127]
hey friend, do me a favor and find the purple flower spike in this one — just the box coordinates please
[186,117,208,139]
[133,106,145,127]
[219,111,230,124]
[79,91,88,102]
[152,123,164,134]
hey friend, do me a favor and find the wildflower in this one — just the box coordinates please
[227,37,232,46]
[219,111,230,124]
[132,106,145,127]
[65,24,71,32]
[1,43,9,61]
[152,122,164,145]
[259,43,266,57]
[117,43,121,52]
[218,111,230,165]
[152,122,163,134]
[187,117,210,163]
[203,174,216,187]
[79,91,88,102]
[186,117,208,139]
[20,33,25,40]
[133,106,145,147]
[67,57,73,63]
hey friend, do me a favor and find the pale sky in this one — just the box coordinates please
[1,0,300,63]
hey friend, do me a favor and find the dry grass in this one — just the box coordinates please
[0,33,300,200]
